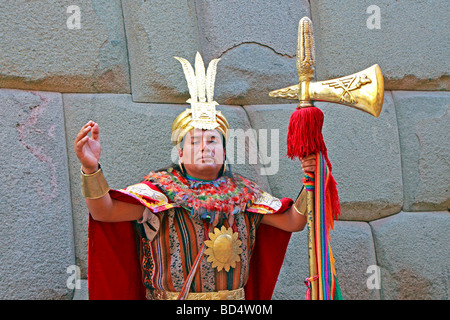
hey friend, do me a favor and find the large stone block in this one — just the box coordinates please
[123,0,310,105]
[331,221,380,300]
[370,211,450,300]
[63,94,269,274]
[393,91,450,211]
[244,91,403,221]
[195,0,310,62]
[0,89,74,299]
[121,0,200,103]
[215,43,298,105]
[196,0,309,105]
[273,220,379,300]
[310,1,449,91]
[0,0,130,93]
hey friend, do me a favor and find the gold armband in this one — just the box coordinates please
[80,164,110,199]
[293,188,307,216]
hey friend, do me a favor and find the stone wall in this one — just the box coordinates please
[0,1,448,300]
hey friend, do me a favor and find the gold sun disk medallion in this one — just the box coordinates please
[204,226,242,272]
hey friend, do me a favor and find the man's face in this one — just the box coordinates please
[179,129,225,178]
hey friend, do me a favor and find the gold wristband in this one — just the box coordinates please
[80,164,110,199]
[293,188,307,216]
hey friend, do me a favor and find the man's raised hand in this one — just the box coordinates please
[74,121,101,174]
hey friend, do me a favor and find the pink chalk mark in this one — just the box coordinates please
[16,91,58,202]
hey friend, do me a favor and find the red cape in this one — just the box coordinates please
[88,182,293,300]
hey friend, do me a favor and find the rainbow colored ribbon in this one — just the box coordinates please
[303,152,342,300]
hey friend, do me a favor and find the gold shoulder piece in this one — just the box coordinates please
[120,183,176,212]
[124,183,169,203]
[247,191,282,214]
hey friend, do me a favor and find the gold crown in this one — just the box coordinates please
[171,52,230,148]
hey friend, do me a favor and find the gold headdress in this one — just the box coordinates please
[171,52,230,148]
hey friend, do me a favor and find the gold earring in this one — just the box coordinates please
[178,158,185,175]
[220,159,228,175]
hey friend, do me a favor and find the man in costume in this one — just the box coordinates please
[74,53,316,300]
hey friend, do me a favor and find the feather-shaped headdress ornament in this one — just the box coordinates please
[171,52,229,148]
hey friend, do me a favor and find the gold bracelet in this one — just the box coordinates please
[293,188,307,216]
[80,164,110,199]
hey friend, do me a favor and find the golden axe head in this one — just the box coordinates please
[269,17,384,118]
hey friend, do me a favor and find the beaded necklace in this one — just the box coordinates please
[144,168,262,224]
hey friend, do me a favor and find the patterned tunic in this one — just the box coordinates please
[114,169,283,297]
[140,207,263,293]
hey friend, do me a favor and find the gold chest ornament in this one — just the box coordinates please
[204,226,243,272]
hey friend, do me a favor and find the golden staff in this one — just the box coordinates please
[305,188,318,299]
[269,17,384,300]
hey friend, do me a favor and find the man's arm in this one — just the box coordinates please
[75,121,144,222]
[260,153,316,232]
[85,192,144,222]
[260,190,307,232]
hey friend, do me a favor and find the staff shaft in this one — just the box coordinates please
[306,188,318,300]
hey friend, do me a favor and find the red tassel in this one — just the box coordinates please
[288,105,341,222]
[327,174,341,221]
[287,106,327,160]
[325,173,341,231]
